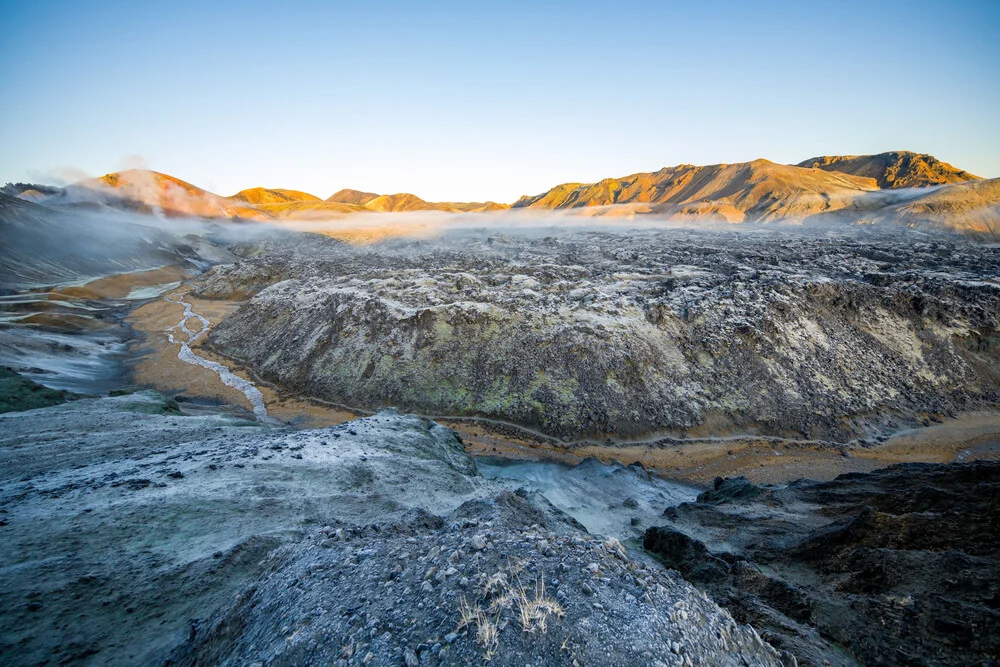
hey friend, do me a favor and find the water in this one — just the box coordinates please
[0,324,131,395]
[163,294,272,423]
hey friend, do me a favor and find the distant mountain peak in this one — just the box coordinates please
[796,151,980,189]
[230,188,321,205]
[327,189,380,206]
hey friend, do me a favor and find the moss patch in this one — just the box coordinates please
[0,366,80,414]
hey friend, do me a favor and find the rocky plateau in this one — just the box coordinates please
[200,226,1000,443]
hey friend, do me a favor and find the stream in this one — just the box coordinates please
[163,293,272,422]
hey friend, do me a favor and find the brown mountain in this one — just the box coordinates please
[229,188,321,205]
[71,170,272,221]
[512,159,880,222]
[327,189,509,213]
[797,151,980,189]
[253,201,365,220]
[60,172,508,222]
[361,193,440,212]
[439,201,510,213]
[26,154,991,238]
[327,189,380,206]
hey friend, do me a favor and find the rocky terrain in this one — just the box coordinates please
[200,226,1000,443]
[644,462,1000,666]
[0,393,781,666]
[3,156,1000,666]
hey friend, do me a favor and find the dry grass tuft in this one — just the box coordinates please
[458,595,500,660]
[457,563,566,660]
[475,609,501,661]
[514,578,565,634]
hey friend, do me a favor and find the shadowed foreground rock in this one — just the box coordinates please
[166,492,780,666]
[644,462,1000,666]
[0,394,780,666]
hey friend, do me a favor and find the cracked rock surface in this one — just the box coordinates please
[165,491,780,667]
[644,462,1000,666]
[202,227,1000,442]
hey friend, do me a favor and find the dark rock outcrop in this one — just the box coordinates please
[697,476,762,504]
[644,462,1000,666]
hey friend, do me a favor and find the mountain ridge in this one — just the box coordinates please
[511,158,882,222]
[797,151,980,189]
[230,187,321,205]
[5,152,995,238]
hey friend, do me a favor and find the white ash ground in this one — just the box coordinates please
[477,456,698,543]
[201,226,1000,443]
[0,394,778,666]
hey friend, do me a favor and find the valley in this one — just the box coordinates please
[2,152,999,666]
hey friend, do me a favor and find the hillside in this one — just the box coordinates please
[361,192,441,212]
[326,188,380,206]
[440,201,510,213]
[868,177,1000,237]
[52,173,508,222]
[254,200,365,219]
[8,153,990,236]
[513,159,880,222]
[797,151,980,188]
[71,170,272,221]
[229,187,320,205]
[0,192,216,288]
[327,189,508,213]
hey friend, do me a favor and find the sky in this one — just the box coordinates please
[1,0,998,203]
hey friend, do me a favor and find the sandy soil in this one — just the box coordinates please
[126,289,255,412]
[57,265,194,300]
[126,289,358,427]
[460,414,1000,485]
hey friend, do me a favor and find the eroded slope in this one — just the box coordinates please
[203,228,1000,442]
[798,151,981,189]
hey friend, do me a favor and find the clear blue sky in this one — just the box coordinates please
[1,0,998,202]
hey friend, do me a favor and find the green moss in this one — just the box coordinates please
[0,366,80,414]
[119,395,183,415]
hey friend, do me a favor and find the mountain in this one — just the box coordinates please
[438,201,510,213]
[867,177,1000,237]
[46,172,508,222]
[361,192,439,212]
[252,200,365,220]
[8,153,992,237]
[327,189,509,213]
[327,189,380,206]
[229,187,321,205]
[69,170,272,221]
[797,151,980,189]
[512,159,880,222]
